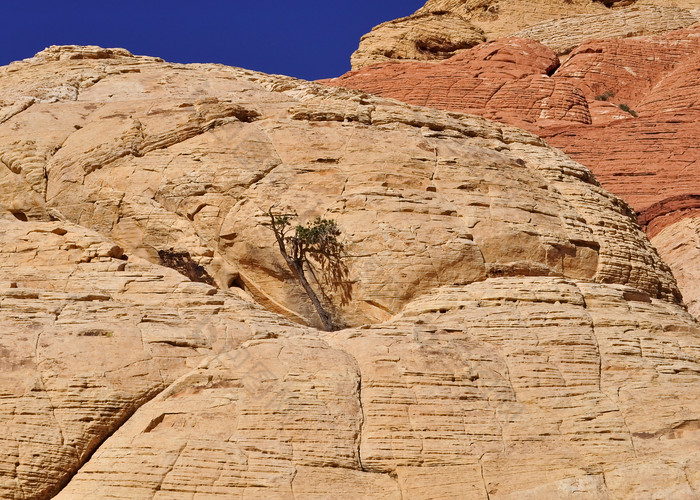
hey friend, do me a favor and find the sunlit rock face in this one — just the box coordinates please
[2,44,681,327]
[350,0,700,69]
[652,218,700,319]
[325,21,700,321]
[1,46,700,499]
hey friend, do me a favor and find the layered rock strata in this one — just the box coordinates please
[651,218,700,319]
[324,26,700,319]
[513,5,700,54]
[350,12,486,69]
[0,46,699,499]
[1,45,681,329]
[56,278,700,499]
[0,216,302,498]
[351,0,700,69]
[329,38,589,130]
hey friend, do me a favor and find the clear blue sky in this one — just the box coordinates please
[1,1,426,80]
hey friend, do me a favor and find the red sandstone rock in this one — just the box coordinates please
[323,38,591,129]
[544,36,700,225]
[2,45,694,499]
[323,27,700,235]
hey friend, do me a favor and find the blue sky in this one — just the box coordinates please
[1,1,426,80]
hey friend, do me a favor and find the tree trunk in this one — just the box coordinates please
[268,209,336,331]
[287,259,335,331]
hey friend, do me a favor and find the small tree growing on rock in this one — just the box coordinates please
[265,207,348,331]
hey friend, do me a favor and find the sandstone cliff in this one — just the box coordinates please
[1,46,700,499]
[325,24,700,323]
[652,219,700,318]
[351,0,700,69]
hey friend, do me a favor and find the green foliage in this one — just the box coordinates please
[269,213,344,266]
[295,217,343,267]
[265,208,350,331]
[618,103,637,117]
[273,214,293,227]
[295,217,340,244]
[593,90,637,116]
[595,90,615,101]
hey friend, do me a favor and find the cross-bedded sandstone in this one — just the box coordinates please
[351,0,700,69]
[324,25,700,321]
[1,44,699,499]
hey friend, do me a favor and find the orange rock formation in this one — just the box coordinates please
[324,26,700,316]
[1,45,699,498]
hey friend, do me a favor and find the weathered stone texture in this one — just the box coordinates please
[652,217,700,319]
[0,44,698,499]
[545,30,700,224]
[56,278,700,499]
[351,0,700,69]
[513,5,700,54]
[1,45,680,331]
[0,217,300,498]
[326,26,700,318]
[327,38,589,129]
[350,12,486,69]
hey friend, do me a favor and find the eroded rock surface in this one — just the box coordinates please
[56,278,700,499]
[0,217,303,498]
[327,38,588,129]
[350,12,486,69]
[326,26,700,319]
[652,217,700,319]
[0,45,699,499]
[513,5,700,54]
[1,44,680,330]
[351,0,700,69]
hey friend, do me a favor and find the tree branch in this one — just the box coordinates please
[265,207,339,331]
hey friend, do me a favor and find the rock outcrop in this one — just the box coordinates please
[513,5,700,54]
[55,279,700,499]
[0,217,299,498]
[2,44,681,329]
[350,12,486,69]
[1,45,700,499]
[328,38,589,130]
[351,0,700,69]
[324,25,700,320]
